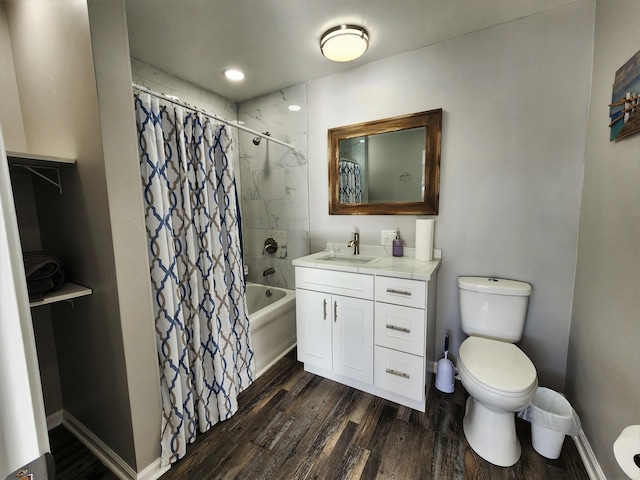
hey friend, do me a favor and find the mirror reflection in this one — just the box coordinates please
[339,127,426,204]
[329,109,442,215]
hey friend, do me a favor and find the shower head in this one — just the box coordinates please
[252,131,270,145]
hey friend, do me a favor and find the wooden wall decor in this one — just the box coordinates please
[610,49,640,141]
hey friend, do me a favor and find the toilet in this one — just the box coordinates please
[457,276,538,467]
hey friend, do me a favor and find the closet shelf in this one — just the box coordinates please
[7,151,76,166]
[7,151,76,194]
[29,282,92,308]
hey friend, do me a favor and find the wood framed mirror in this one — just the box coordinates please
[328,109,442,215]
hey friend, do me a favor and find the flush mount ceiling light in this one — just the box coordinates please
[320,25,369,62]
[224,69,245,81]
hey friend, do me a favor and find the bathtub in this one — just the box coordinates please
[245,282,297,378]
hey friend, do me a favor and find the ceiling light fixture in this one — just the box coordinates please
[224,69,245,81]
[320,25,369,62]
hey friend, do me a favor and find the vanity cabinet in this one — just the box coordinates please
[294,257,439,412]
[374,276,427,402]
[295,267,374,384]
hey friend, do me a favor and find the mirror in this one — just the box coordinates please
[329,109,442,215]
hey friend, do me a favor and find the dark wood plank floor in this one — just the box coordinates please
[50,349,589,479]
[49,425,115,480]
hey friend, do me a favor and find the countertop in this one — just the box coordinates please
[292,244,441,281]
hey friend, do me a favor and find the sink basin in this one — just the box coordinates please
[315,253,377,265]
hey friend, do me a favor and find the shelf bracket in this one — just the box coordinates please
[14,164,63,194]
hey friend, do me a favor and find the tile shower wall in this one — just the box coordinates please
[238,84,309,289]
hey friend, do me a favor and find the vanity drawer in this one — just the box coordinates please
[374,346,424,402]
[295,267,374,300]
[375,276,426,309]
[375,303,425,357]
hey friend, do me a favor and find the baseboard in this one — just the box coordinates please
[47,410,63,431]
[62,412,169,480]
[136,458,171,480]
[572,428,607,480]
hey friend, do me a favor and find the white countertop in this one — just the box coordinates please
[292,244,441,281]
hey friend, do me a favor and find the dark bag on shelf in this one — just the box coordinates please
[23,252,65,301]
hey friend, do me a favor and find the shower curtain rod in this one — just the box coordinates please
[132,82,295,150]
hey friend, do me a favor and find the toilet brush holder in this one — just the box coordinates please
[436,335,455,393]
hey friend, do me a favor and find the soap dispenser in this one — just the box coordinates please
[392,231,404,257]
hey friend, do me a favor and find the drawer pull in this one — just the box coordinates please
[386,324,410,333]
[323,298,327,320]
[386,288,411,296]
[386,368,410,379]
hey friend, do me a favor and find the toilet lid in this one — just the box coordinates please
[459,337,537,394]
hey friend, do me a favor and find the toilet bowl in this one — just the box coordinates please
[458,336,537,467]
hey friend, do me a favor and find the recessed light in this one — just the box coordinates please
[224,69,245,81]
[288,105,301,112]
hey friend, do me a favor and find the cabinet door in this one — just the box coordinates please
[296,289,332,370]
[332,295,374,383]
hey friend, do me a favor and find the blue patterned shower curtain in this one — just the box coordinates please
[339,160,362,203]
[134,93,254,466]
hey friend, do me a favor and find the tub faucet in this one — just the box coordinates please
[263,267,275,276]
[347,232,360,255]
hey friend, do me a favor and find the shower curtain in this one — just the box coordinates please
[134,93,254,466]
[339,160,362,204]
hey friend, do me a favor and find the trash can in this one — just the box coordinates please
[518,387,581,459]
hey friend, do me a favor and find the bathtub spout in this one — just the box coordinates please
[263,267,276,276]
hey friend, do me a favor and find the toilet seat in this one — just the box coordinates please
[459,337,537,397]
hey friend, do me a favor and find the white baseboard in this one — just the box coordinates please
[46,410,63,431]
[572,428,607,480]
[61,412,169,480]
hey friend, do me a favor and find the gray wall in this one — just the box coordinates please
[1,0,163,473]
[87,0,163,471]
[567,0,640,478]
[10,170,63,419]
[1,0,138,466]
[307,1,595,391]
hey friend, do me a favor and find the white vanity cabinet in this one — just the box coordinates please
[293,251,439,412]
[374,276,428,403]
[295,267,374,384]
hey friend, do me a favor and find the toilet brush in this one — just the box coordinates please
[435,334,455,393]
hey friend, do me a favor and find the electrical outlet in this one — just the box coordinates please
[381,230,397,246]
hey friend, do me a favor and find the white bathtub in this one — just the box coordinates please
[246,282,297,378]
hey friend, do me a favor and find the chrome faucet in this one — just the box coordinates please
[263,267,275,276]
[347,232,360,255]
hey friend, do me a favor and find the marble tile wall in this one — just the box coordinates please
[238,84,309,289]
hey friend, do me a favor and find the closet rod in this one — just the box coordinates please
[132,82,294,150]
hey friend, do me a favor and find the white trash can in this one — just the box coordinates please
[518,387,581,459]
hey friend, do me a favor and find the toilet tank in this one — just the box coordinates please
[458,276,532,342]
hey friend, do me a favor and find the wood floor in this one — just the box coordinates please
[50,349,589,479]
